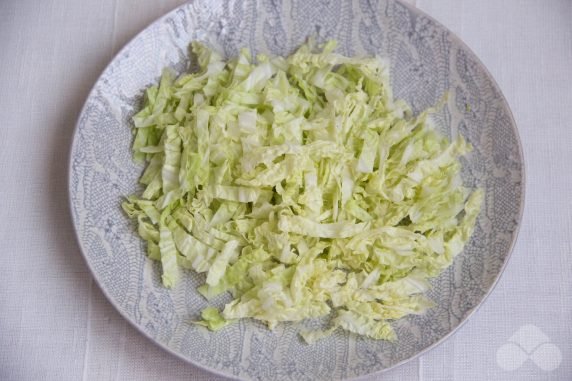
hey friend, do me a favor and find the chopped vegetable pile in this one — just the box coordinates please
[122,40,483,343]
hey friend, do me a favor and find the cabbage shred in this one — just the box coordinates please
[122,40,483,343]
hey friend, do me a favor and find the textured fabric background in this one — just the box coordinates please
[0,0,570,380]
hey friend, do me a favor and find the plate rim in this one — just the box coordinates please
[67,1,526,379]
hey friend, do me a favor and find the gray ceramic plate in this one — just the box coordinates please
[69,0,524,379]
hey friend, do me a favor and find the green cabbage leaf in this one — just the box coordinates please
[123,39,483,343]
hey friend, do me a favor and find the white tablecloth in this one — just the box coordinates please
[1,0,571,380]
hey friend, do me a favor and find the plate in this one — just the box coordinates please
[69,0,524,379]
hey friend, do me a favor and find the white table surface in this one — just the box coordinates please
[1,0,571,380]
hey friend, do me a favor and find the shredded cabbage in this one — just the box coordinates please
[122,39,483,343]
